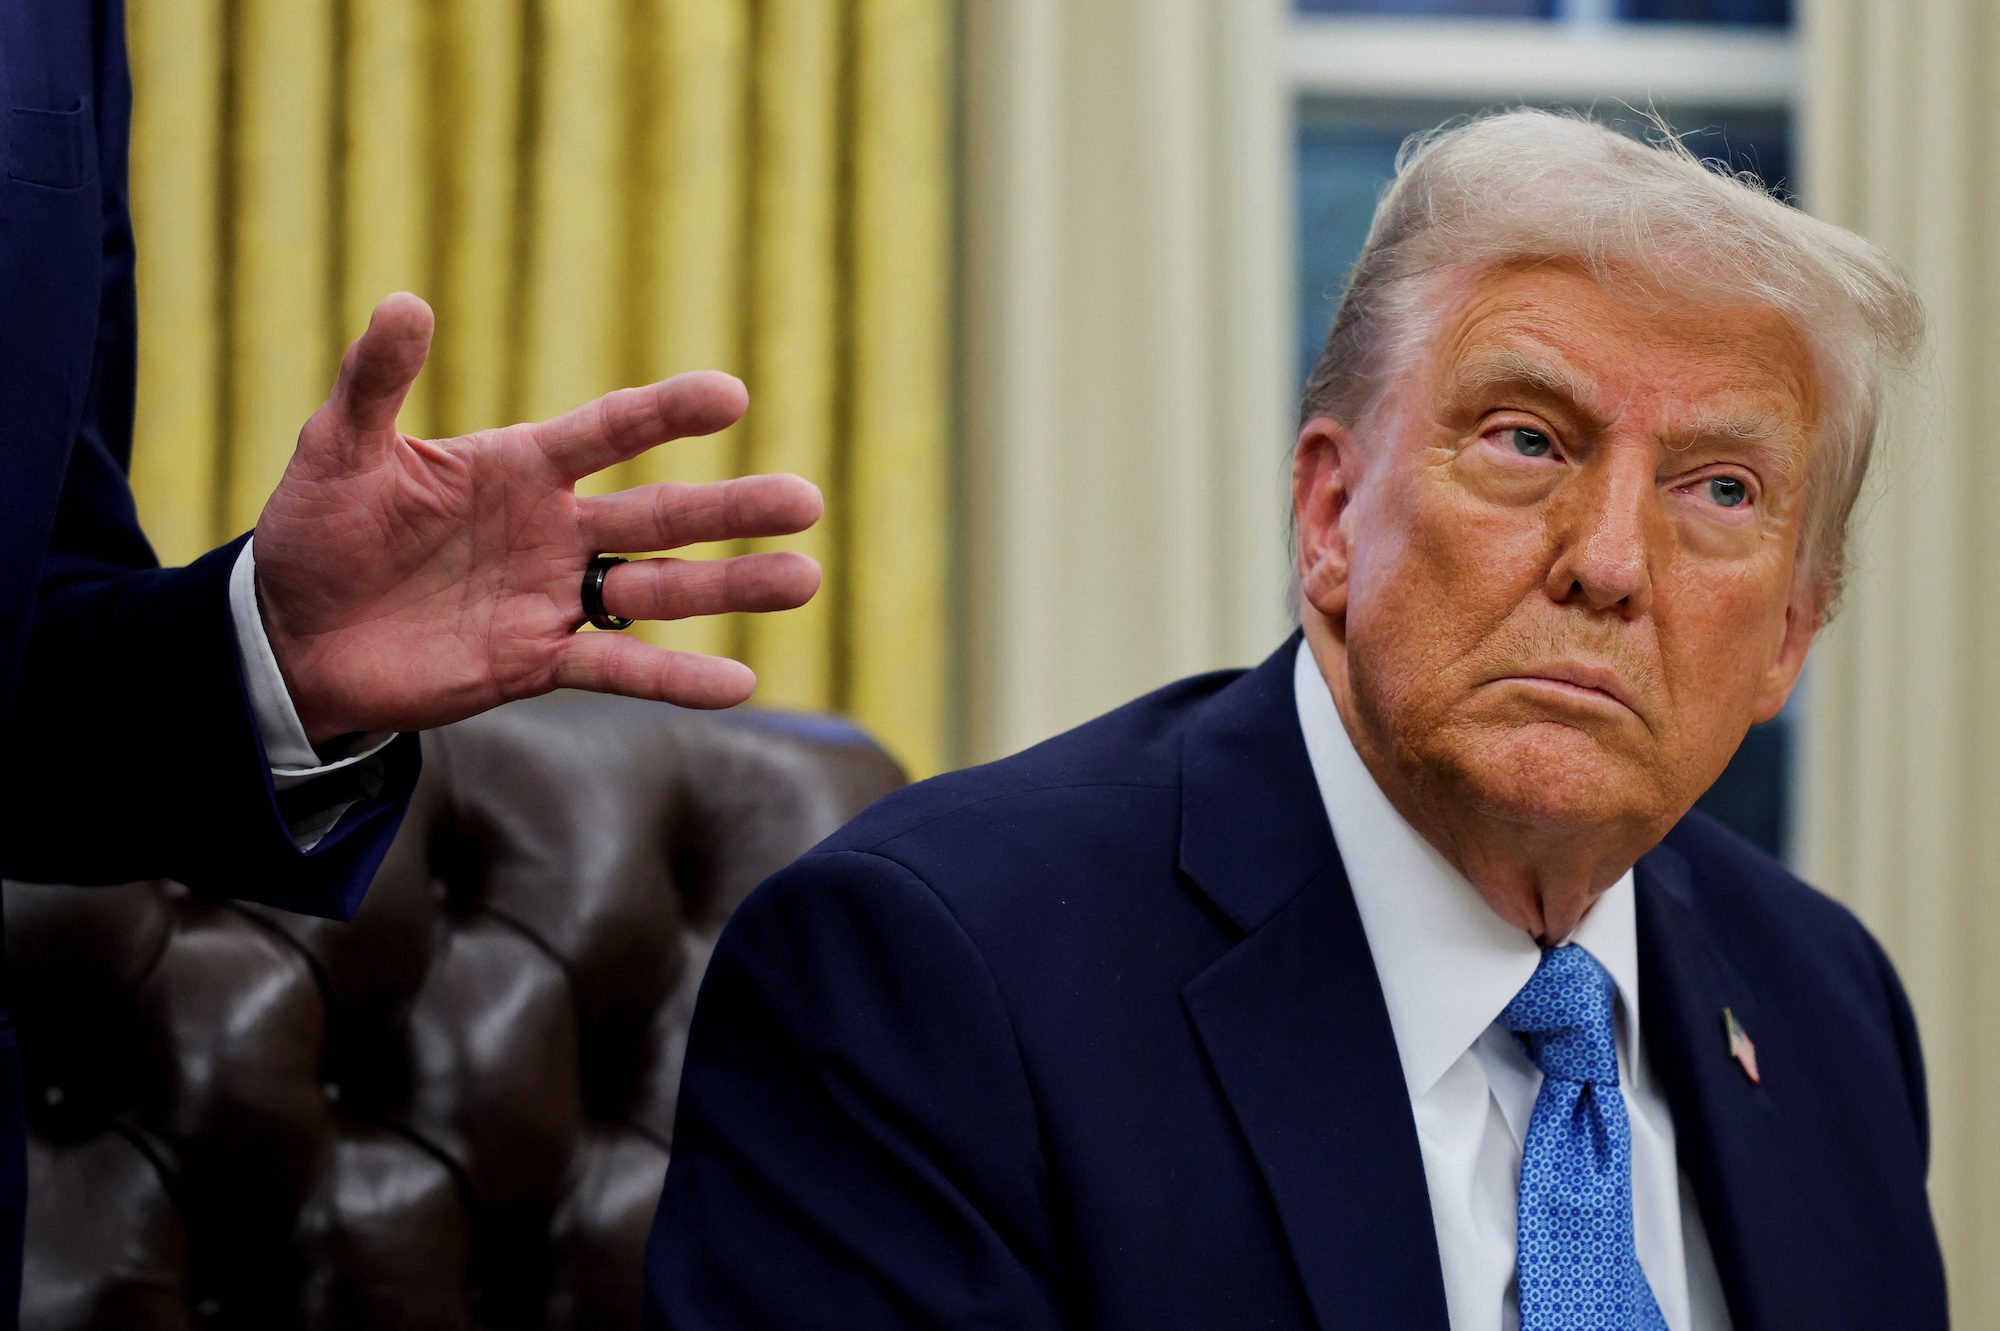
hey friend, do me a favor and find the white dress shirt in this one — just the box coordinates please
[228,540,395,850]
[1291,640,1731,1331]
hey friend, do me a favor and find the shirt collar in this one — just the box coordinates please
[1291,638,1642,1101]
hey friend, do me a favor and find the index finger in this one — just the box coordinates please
[535,370,749,480]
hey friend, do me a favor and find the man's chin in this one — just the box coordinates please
[1439,721,1662,831]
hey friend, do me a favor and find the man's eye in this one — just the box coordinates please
[1507,427,1554,458]
[1707,476,1749,508]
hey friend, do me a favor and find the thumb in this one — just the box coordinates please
[327,292,434,442]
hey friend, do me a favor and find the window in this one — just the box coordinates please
[1290,0,1800,857]
[1298,0,1787,20]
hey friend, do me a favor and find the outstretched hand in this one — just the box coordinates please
[252,293,823,746]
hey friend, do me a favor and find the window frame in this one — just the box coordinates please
[1289,14,1797,108]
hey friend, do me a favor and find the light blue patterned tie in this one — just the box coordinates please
[1501,944,1668,1331]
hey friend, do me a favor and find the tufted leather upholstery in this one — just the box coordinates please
[6,693,904,1330]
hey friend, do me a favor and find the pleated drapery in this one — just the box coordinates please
[122,0,953,775]
[956,0,1294,764]
[1798,0,2000,1321]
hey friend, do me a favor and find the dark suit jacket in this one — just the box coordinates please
[0,2,416,1317]
[646,637,1946,1329]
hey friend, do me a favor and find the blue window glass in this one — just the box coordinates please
[1295,100,1798,859]
[1295,115,1405,393]
[1672,120,1794,200]
[1694,718,1791,856]
[1619,0,1791,24]
[1296,0,1791,18]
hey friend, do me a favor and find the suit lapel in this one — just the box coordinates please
[1178,639,1450,1331]
[1636,843,1840,1330]
[1177,640,1855,1330]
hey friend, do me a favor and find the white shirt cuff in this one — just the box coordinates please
[229,540,396,849]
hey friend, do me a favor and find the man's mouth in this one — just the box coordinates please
[1495,660,1638,713]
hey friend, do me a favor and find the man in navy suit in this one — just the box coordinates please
[1,1,824,1320]
[647,111,1947,1329]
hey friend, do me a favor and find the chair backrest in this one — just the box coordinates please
[8,693,905,1330]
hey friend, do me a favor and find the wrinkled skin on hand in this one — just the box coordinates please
[253,293,824,745]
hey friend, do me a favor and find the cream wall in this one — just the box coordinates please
[1798,0,2000,1321]
[956,0,1295,763]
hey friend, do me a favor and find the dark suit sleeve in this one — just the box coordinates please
[644,849,1067,1330]
[1861,928,1931,1170]
[0,0,416,916]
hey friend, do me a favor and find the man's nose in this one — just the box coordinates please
[1543,457,1656,616]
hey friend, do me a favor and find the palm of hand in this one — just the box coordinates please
[252,295,823,745]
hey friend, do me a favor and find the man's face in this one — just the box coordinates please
[1294,261,1823,837]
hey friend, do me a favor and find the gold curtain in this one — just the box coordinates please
[123,0,953,776]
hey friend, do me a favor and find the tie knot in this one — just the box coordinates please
[1499,944,1620,1085]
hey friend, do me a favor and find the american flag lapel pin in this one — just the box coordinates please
[1722,1007,1760,1084]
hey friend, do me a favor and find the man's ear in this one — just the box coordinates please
[1293,416,1359,622]
[1750,590,1822,724]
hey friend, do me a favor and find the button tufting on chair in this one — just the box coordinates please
[7,693,905,1330]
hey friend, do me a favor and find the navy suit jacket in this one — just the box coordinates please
[0,2,415,1316]
[647,638,1947,1329]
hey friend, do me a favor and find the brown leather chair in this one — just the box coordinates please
[6,693,904,1330]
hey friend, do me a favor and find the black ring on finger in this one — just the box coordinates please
[582,554,634,631]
